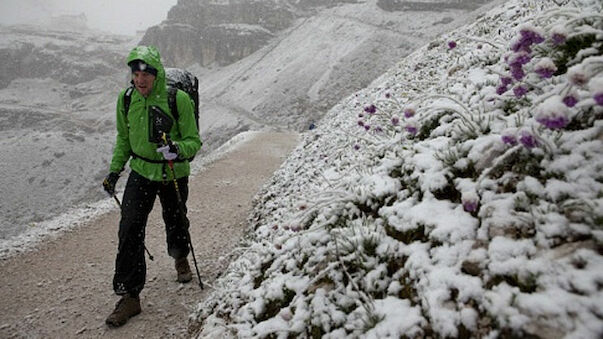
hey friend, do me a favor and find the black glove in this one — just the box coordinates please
[103,172,120,195]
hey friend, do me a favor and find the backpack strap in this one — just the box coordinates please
[167,87,179,121]
[123,86,134,117]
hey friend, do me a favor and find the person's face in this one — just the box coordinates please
[132,71,156,97]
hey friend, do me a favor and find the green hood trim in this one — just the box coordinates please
[126,45,166,98]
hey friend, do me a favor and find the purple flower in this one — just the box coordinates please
[551,33,566,45]
[385,92,391,99]
[511,25,545,53]
[357,120,365,127]
[502,134,518,146]
[568,65,588,87]
[500,76,513,86]
[591,77,603,106]
[462,191,479,213]
[562,94,578,107]
[511,39,532,54]
[375,126,383,133]
[520,28,545,44]
[513,85,528,98]
[510,65,525,81]
[502,135,518,146]
[391,116,400,126]
[353,144,360,151]
[496,84,508,95]
[550,25,567,46]
[508,52,532,66]
[405,124,418,136]
[498,75,514,92]
[501,128,518,146]
[536,96,570,130]
[519,131,538,149]
[463,200,478,213]
[364,104,377,114]
[364,124,371,131]
[280,308,293,320]
[535,68,555,79]
[403,106,416,118]
[448,40,457,49]
[537,115,569,129]
[529,31,545,44]
[534,58,557,79]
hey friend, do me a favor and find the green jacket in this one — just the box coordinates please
[109,46,202,181]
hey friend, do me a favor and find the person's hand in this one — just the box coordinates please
[103,172,120,195]
[157,140,179,161]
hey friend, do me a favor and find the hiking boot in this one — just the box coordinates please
[105,294,141,327]
[175,257,193,283]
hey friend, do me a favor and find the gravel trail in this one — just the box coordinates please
[0,131,299,338]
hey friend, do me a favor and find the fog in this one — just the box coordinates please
[0,0,177,35]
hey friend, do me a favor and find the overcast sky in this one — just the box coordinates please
[0,0,178,35]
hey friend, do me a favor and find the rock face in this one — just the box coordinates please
[142,22,274,67]
[140,0,359,67]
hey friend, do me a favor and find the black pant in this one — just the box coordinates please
[113,170,191,296]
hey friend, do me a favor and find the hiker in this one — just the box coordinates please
[102,45,202,327]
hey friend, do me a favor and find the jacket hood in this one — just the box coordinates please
[126,45,166,97]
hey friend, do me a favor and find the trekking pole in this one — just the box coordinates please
[162,133,204,289]
[110,192,154,261]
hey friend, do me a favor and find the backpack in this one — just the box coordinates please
[123,68,200,162]
[123,67,200,133]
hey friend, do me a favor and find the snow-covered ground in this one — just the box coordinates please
[193,0,603,337]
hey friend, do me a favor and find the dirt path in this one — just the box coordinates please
[0,131,299,338]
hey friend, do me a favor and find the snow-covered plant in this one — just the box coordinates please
[193,1,603,338]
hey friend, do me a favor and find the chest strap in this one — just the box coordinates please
[130,151,186,164]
